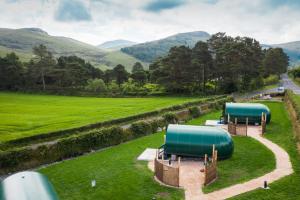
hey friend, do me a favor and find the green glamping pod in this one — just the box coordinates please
[0,171,59,200]
[224,103,271,124]
[164,124,234,159]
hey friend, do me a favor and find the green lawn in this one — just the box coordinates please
[231,101,300,200]
[0,92,202,142]
[39,110,276,199]
[203,136,275,193]
[188,110,276,193]
[40,132,184,200]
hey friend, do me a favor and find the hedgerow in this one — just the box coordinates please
[0,95,231,174]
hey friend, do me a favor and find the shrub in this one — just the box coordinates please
[0,96,231,174]
[264,75,279,86]
[163,112,178,124]
[130,121,153,136]
[189,106,201,118]
[85,78,107,93]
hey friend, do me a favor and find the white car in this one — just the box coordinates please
[277,86,285,92]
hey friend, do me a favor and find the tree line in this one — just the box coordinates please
[149,33,288,94]
[0,33,289,95]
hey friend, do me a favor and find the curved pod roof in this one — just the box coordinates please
[164,124,234,159]
[225,103,271,124]
[0,171,59,200]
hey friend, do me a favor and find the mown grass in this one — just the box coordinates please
[231,101,300,200]
[40,132,184,200]
[40,110,275,199]
[0,92,202,142]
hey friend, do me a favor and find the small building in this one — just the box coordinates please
[224,103,271,124]
[0,171,59,200]
[164,124,234,159]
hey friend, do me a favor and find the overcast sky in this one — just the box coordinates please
[0,0,300,45]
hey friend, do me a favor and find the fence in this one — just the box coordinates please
[227,115,248,136]
[204,145,218,185]
[154,151,180,187]
[261,112,267,135]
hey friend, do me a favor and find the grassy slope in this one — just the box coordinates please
[102,50,149,71]
[40,110,275,199]
[0,28,145,70]
[231,101,300,200]
[0,92,202,142]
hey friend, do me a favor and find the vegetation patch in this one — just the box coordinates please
[0,92,205,142]
[231,102,300,199]
[39,109,276,199]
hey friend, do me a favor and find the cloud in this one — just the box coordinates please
[55,0,91,22]
[0,0,300,45]
[144,0,185,12]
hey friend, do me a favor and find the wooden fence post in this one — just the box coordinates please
[246,118,248,136]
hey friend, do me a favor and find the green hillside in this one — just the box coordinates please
[121,31,211,62]
[268,41,300,67]
[102,50,149,71]
[0,28,144,70]
[97,39,137,50]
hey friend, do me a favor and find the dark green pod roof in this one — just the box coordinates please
[164,124,234,159]
[224,103,271,124]
[0,171,59,200]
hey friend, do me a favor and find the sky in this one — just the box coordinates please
[0,0,300,45]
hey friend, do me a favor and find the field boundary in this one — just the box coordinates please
[284,90,300,152]
[0,95,228,150]
[0,96,231,175]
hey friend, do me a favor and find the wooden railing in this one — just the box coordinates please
[154,151,180,187]
[204,145,218,185]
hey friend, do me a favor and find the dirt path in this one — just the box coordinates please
[148,126,293,200]
[199,126,293,200]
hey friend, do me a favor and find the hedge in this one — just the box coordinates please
[286,90,300,120]
[1,95,228,149]
[0,95,232,174]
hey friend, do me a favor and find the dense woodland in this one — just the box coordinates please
[0,33,288,95]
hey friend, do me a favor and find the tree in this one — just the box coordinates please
[103,69,114,84]
[151,46,192,92]
[32,44,56,90]
[131,62,147,85]
[263,48,289,76]
[56,56,99,87]
[113,64,129,86]
[0,52,23,90]
[85,78,107,93]
[121,78,140,94]
[191,41,213,93]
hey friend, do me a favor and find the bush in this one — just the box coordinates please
[163,112,178,124]
[264,75,279,86]
[130,121,153,136]
[0,96,232,174]
[85,78,107,93]
[189,106,201,118]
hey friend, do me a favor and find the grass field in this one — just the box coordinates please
[0,92,202,142]
[40,110,275,199]
[232,101,300,200]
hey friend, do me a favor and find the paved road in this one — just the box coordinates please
[235,73,300,100]
[281,73,300,94]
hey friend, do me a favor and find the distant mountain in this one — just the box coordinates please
[268,41,300,67]
[98,39,137,50]
[0,28,145,71]
[121,31,211,62]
